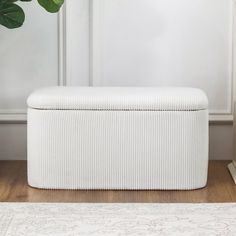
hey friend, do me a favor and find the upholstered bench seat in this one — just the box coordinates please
[27,87,209,190]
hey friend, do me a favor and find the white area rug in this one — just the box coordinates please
[0,203,236,236]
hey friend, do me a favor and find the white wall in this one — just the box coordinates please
[91,0,233,118]
[0,1,60,118]
[64,0,235,121]
[0,0,235,160]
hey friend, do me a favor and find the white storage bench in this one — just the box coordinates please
[27,87,209,190]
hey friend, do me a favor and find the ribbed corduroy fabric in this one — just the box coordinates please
[27,108,208,190]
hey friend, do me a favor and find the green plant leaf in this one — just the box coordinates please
[0,2,25,29]
[37,0,64,13]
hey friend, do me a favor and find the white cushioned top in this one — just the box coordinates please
[27,87,208,111]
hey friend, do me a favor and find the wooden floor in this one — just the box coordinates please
[0,161,236,203]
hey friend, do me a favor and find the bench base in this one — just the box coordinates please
[27,108,208,190]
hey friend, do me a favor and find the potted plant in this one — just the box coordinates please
[0,0,64,29]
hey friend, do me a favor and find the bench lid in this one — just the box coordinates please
[27,86,208,111]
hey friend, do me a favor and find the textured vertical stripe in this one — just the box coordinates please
[27,108,208,190]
